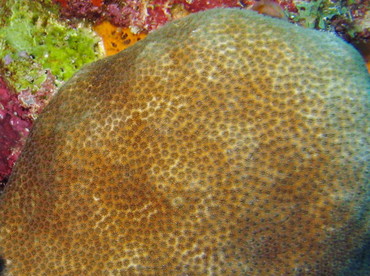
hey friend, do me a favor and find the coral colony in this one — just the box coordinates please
[0,8,369,275]
[0,0,368,186]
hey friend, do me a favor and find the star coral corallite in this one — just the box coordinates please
[0,8,369,275]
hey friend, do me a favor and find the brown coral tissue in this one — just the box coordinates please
[0,8,369,276]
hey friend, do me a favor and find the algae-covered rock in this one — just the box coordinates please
[0,0,103,93]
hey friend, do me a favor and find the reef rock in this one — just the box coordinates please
[0,8,369,275]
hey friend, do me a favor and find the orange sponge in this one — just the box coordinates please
[94,21,147,56]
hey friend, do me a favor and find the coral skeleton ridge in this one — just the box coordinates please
[0,8,369,275]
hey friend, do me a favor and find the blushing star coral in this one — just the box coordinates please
[0,8,369,275]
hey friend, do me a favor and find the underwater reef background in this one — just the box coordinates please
[0,4,369,275]
[0,0,369,187]
[0,1,369,275]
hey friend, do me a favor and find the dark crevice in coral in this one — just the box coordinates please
[0,256,5,276]
[0,176,8,192]
[339,238,370,276]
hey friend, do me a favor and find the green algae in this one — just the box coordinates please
[289,0,359,35]
[0,0,104,93]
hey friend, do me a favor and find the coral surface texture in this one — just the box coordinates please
[0,8,369,275]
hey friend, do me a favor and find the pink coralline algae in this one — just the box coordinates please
[54,0,369,47]
[55,0,248,32]
[178,0,241,12]
[0,78,32,188]
[54,0,299,31]
[0,75,56,189]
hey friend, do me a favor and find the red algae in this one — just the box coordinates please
[0,77,32,187]
[54,0,103,8]
[54,0,247,32]
[181,0,241,12]
[91,0,104,7]
[53,0,299,33]
[0,73,56,188]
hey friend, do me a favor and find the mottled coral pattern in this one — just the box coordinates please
[0,9,369,275]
